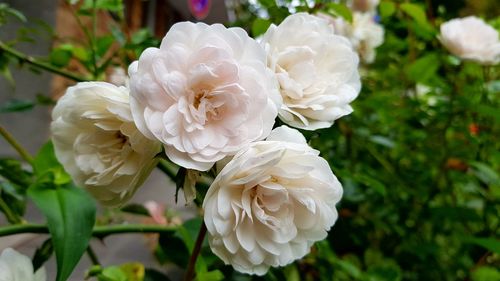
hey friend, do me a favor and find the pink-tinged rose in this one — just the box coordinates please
[129,22,281,171]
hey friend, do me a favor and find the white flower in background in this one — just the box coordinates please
[0,248,46,281]
[108,67,129,87]
[203,126,343,275]
[129,22,281,171]
[320,12,384,64]
[349,0,380,14]
[439,16,500,65]
[51,82,161,206]
[261,13,361,130]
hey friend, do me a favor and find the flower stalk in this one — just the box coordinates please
[0,223,177,238]
[0,125,35,166]
[0,41,87,82]
[184,222,207,281]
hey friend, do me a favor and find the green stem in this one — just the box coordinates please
[0,223,177,238]
[66,2,98,79]
[86,246,101,265]
[184,222,207,281]
[91,0,98,78]
[0,125,34,165]
[0,196,21,224]
[0,41,86,82]
[157,159,179,181]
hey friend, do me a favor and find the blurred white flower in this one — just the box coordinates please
[51,82,161,206]
[129,22,281,171]
[439,16,500,65]
[261,13,361,130]
[0,248,46,281]
[108,67,129,87]
[320,12,384,64]
[203,126,343,275]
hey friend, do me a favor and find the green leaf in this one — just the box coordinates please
[471,266,500,281]
[49,48,72,67]
[400,3,428,27]
[175,167,187,203]
[251,18,271,37]
[469,162,500,186]
[196,270,224,281]
[354,174,387,196]
[465,237,500,254]
[476,105,500,122]
[369,135,395,148]
[379,2,396,18]
[32,238,54,271]
[120,203,150,216]
[0,54,14,85]
[405,53,440,84]
[99,266,127,281]
[0,158,32,186]
[326,3,353,22]
[28,182,96,281]
[144,269,171,281]
[119,263,145,281]
[156,232,189,267]
[33,141,71,185]
[96,35,115,58]
[283,264,300,281]
[0,99,35,113]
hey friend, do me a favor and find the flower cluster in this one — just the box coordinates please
[51,12,360,275]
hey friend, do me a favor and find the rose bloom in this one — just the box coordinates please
[439,16,500,65]
[319,12,385,64]
[129,22,280,171]
[0,248,46,281]
[261,13,361,130]
[51,82,161,206]
[203,126,343,275]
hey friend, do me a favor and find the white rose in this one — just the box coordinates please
[203,126,343,275]
[0,248,46,281]
[129,22,281,171]
[439,16,500,65]
[261,13,361,130]
[319,12,384,64]
[51,82,161,206]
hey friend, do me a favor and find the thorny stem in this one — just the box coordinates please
[0,125,35,165]
[184,221,208,281]
[0,41,86,82]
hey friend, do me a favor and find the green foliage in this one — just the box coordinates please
[251,18,272,37]
[28,141,96,281]
[0,3,26,26]
[232,1,500,281]
[325,3,353,22]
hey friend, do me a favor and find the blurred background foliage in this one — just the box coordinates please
[0,0,499,280]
